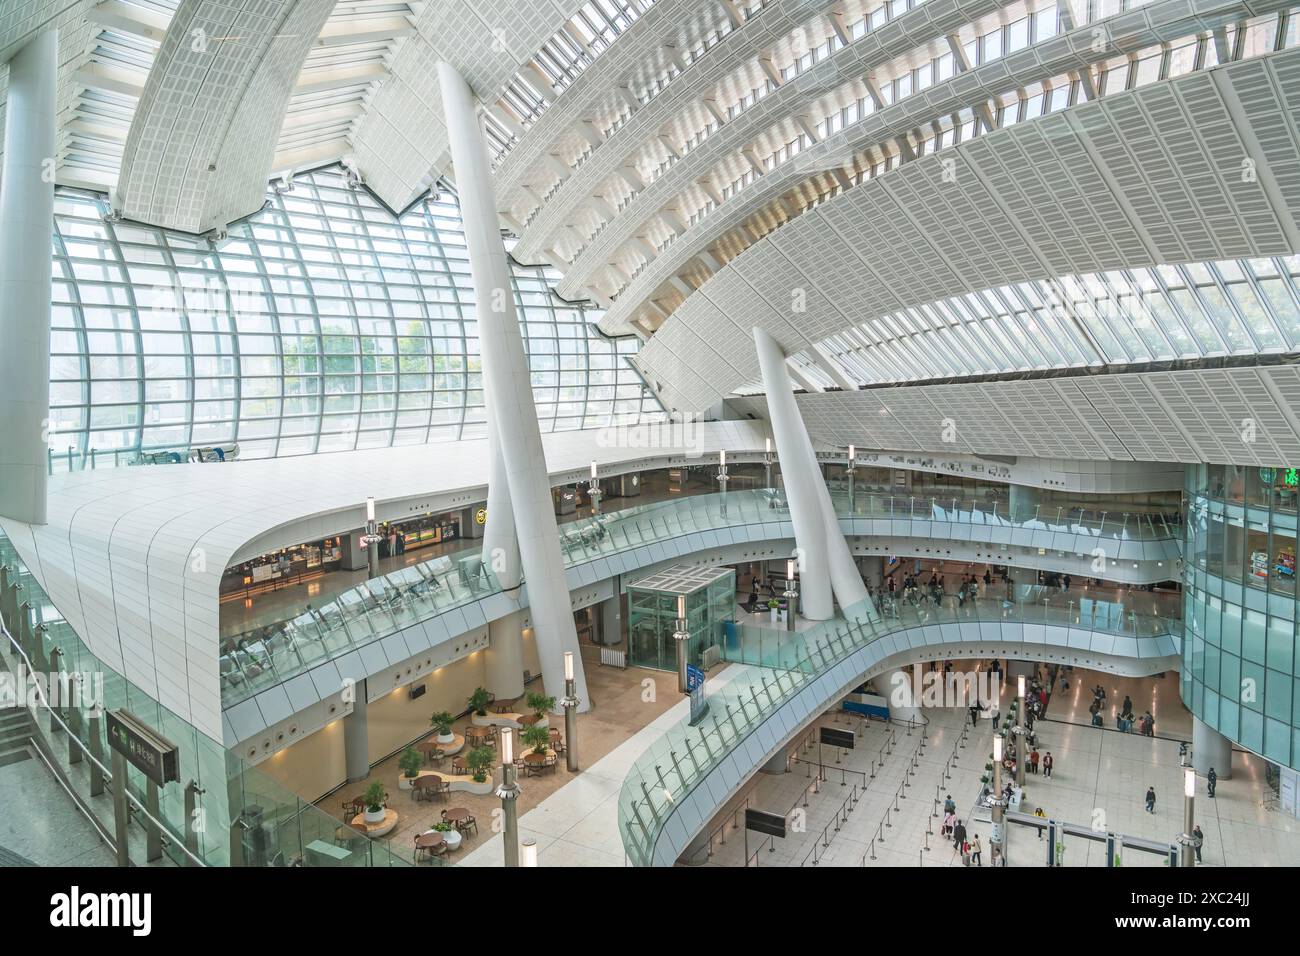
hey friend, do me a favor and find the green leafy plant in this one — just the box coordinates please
[468,687,491,717]
[430,711,454,736]
[768,599,779,609]
[399,747,423,779]
[363,781,387,813]
[526,692,555,718]
[465,746,495,783]
[984,762,993,772]
[432,821,454,833]
[522,723,551,755]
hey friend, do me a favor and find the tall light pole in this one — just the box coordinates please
[362,496,382,580]
[763,437,773,495]
[560,650,580,772]
[521,839,538,867]
[588,460,602,517]
[674,594,690,694]
[717,449,729,516]
[847,444,857,512]
[497,727,521,867]
[991,734,1006,865]
[783,557,799,632]
[1179,767,1198,867]
[1015,674,1027,789]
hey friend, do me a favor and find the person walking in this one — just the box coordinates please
[1042,751,1053,777]
[942,811,955,837]
[1144,786,1156,814]
[1029,747,1040,774]
[1207,767,1217,798]
[969,702,981,727]
[970,834,982,866]
[991,702,1000,731]
[1063,574,1071,591]
[1193,824,1204,863]
[952,818,967,852]
[944,794,956,816]
[1034,806,1047,839]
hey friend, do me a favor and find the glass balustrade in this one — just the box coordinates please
[0,530,409,868]
[616,590,1180,866]
[223,486,1180,706]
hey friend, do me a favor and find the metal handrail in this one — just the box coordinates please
[0,616,206,867]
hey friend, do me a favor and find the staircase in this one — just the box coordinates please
[0,706,34,769]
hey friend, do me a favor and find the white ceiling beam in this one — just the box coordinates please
[658,133,681,160]
[742,146,767,176]
[271,140,350,174]
[577,119,604,148]
[542,153,570,180]
[73,63,145,99]
[295,63,388,95]
[829,13,852,47]
[787,360,823,393]
[588,195,618,218]
[701,98,728,125]
[759,57,783,88]
[618,165,645,190]
[697,177,724,206]
[669,275,694,297]
[863,74,886,111]
[719,0,747,29]
[795,115,820,143]
[946,34,972,72]
[697,250,723,273]
[659,208,687,235]
[631,236,658,260]
[86,0,170,42]
[615,85,640,112]
[525,62,561,102]
[316,18,415,46]
[663,44,688,73]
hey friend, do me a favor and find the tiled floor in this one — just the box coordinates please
[455,664,754,866]
[316,663,689,865]
[0,754,116,867]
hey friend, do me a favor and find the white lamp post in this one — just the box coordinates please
[362,496,382,580]
[847,444,857,512]
[497,727,521,866]
[717,449,729,516]
[674,594,690,693]
[1015,674,1027,788]
[1179,767,1198,867]
[588,460,602,516]
[783,557,799,632]
[991,734,1006,863]
[560,649,581,772]
[521,838,538,867]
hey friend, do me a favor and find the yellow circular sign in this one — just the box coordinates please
[475,507,487,525]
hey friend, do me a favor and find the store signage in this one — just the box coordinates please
[819,726,855,750]
[474,507,487,525]
[745,808,787,839]
[106,710,179,787]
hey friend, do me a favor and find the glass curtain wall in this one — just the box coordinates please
[48,165,664,468]
[1184,464,1300,771]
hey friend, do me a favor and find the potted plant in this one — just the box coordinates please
[768,598,779,623]
[468,687,491,717]
[526,692,555,719]
[523,723,551,755]
[399,747,423,780]
[430,710,455,744]
[432,820,462,850]
[362,781,387,824]
[465,746,495,784]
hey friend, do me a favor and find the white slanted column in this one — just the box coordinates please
[0,31,58,524]
[482,379,521,591]
[754,327,833,619]
[440,61,590,712]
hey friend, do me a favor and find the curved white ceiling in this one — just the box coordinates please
[633,44,1300,414]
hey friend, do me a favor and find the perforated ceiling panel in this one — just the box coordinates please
[743,364,1300,466]
[632,45,1300,413]
[349,0,583,213]
[116,0,335,233]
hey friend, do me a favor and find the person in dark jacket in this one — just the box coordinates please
[952,819,967,851]
[1144,786,1156,813]
[1207,767,1218,798]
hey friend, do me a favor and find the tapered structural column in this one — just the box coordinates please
[0,31,58,525]
[482,373,521,590]
[440,62,589,711]
[754,328,833,619]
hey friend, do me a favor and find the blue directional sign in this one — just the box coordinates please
[686,664,705,692]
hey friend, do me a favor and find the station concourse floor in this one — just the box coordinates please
[314,662,685,864]
[697,664,1300,867]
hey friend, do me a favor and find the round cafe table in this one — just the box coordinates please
[465,727,491,745]
[444,807,472,824]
